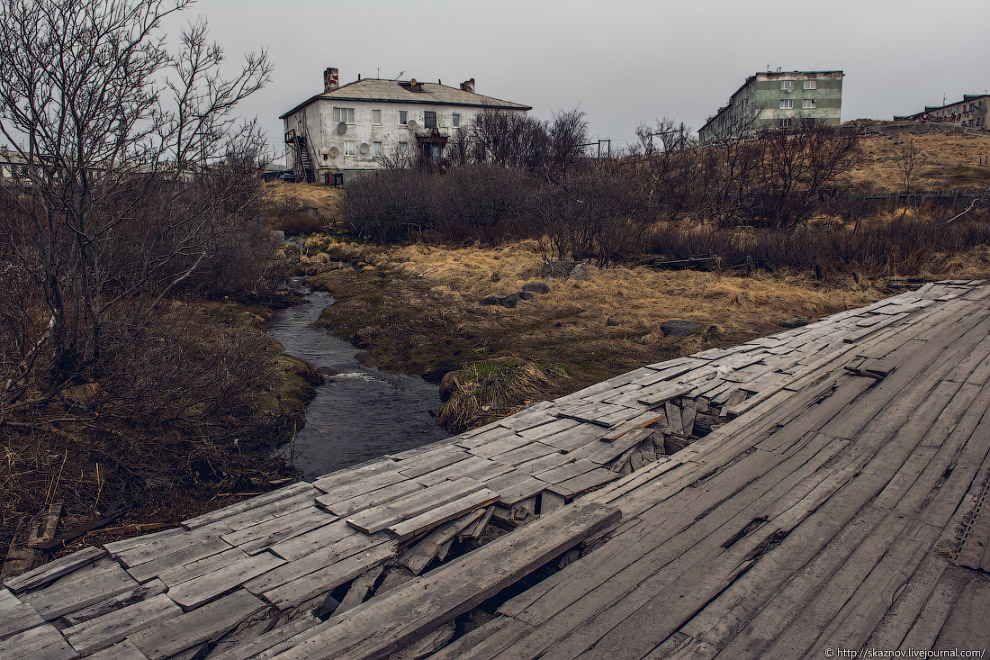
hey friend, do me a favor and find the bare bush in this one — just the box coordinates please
[0,0,272,417]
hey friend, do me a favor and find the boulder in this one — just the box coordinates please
[606,317,622,326]
[568,263,589,281]
[542,261,580,279]
[660,320,703,337]
[517,291,535,301]
[521,281,551,294]
[780,316,810,329]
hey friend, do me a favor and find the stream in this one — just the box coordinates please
[267,278,450,480]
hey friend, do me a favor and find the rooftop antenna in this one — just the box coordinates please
[395,70,404,80]
[377,67,380,78]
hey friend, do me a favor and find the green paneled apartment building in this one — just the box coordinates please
[699,70,843,144]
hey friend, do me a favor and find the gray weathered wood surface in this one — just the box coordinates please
[3,281,988,659]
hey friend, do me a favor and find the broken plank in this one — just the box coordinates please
[61,579,168,626]
[0,588,45,640]
[334,566,385,616]
[311,460,398,495]
[0,623,77,660]
[221,507,337,555]
[400,509,486,575]
[318,479,424,518]
[20,558,138,621]
[388,490,499,541]
[260,543,397,611]
[64,593,181,655]
[345,478,485,535]
[165,551,285,610]
[3,545,106,594]
[266,502,621,660]
[127,589,266,660]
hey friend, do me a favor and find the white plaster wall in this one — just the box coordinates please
[285,101,526,175]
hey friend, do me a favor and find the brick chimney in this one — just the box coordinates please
[324,67,339,93]
[459,78,475,94]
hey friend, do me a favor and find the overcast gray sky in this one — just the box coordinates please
[176,0,988,159]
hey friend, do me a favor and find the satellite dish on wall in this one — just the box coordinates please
[407,119,418,130]
[359,143,370,155]
[329,146,339,158]
[336,122,347,135]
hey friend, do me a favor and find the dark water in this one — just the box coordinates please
[267,279,449,480]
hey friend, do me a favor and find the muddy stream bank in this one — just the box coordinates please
[266,279,449,480]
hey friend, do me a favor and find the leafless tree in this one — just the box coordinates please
[0,0,271,410]
[894,137,927,196]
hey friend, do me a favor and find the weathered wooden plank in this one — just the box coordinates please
[3,545,106,594]
[0,623,77,659]
[260,542,397,611]
[84,639,149,660]
[246,532,390,595]
[103,528,185,557]
[310,470,409,505]
[412,455,498,487]
[665,401,684,435]
[0,588,44,640]
[636,382,692,407]
[601,412,665,443]
[516,418,581,441]
[514,451,573,476]
[395,445,471,478]
[539,423,610,453]
[399,509,486,575]
[61,579,168,626]
[311,460,398,494]
[467,434,530,459]
[570,428,654,466]
[388,490,499,541]
[124,532,234,584]
[21,558,138,621]
[453,425,519,450]
[346,478,485,535]
[534,459,602,486]
[334,566,385,617]
[498,477,550,507]
[495,441,559,467]
[181,482,313,529]
[267,519,355,563]
[460,506,495,540]
[207,616,320,660]
[127,589,266,660]
[319,479,425,517]
[166,551,285,610]
[550,467,622,498]
[221,507,337,555]
[64,593,181,655]
[267,502,621,660]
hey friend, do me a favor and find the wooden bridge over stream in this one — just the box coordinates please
[3,280,990,660]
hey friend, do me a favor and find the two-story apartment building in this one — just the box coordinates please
[699,70,843,144]
[894,94,989,131]
[280,68,531,183]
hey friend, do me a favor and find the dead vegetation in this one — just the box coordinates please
[843,132,990,191]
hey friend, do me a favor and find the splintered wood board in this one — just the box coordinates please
[345,478,486,535]
[266,502,621,660]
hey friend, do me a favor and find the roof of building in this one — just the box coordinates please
[280,78,531,119]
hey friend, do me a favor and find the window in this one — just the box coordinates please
[373,141,383,157]
[399,110,408,125]
[780,80,794,92]
[372,109,382,125]
[452,113,461,128]
[780,118,793,128]
[333,107,355,124]
[398,142,408,156]
[780,99,794,110]
[424,110,437,129]
[803,80,817,90]
[344,141,356,156]
[802,98,816,109]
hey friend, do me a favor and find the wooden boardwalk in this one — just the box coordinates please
[2,280,989,659]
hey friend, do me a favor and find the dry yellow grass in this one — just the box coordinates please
[843,132,990,191]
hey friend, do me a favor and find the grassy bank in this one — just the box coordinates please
[305,237,893,432]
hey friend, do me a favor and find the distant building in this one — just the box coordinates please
[699,70,844,144]
[894,95,989,131]
[279,68,531,184]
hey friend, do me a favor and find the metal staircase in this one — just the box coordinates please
[284,130,316,183]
